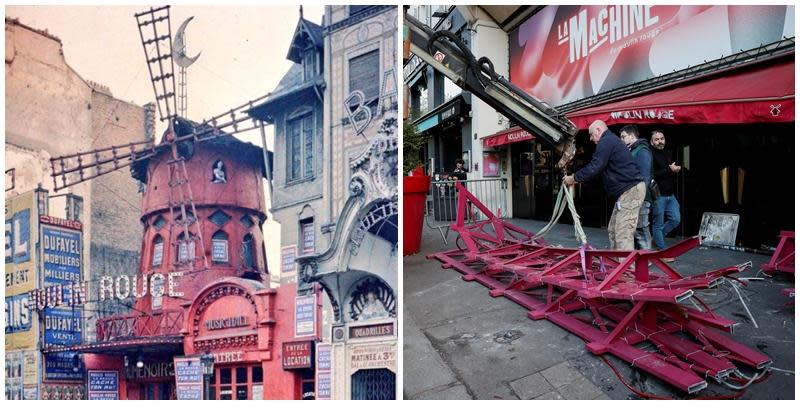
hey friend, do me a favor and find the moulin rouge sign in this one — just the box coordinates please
[28,272,185,311]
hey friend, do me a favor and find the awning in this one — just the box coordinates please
[566,59,794,129]
[483,126,535,148]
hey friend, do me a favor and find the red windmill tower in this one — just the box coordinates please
[44,6,313,399]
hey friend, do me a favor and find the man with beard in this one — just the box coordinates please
[650,130,682,261]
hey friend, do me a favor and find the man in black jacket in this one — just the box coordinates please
[564,120,645,250]
[650,130,682,255]
[620,125,653,250]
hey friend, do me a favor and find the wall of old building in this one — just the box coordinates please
[5,18,146,342]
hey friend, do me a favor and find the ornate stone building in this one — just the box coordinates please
[249,5,398,400]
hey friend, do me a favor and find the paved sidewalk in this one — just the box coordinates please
[403,219,795,400]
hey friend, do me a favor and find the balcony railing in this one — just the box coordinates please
[95,309,184,342]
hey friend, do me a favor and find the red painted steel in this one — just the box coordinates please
[762,231,795,275]
[428,182,771,395]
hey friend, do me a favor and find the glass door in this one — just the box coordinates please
[210,365,263,400]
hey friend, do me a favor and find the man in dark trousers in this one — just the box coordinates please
[620,125,653,250]
[650,130,682,258]
[564,120,645,250]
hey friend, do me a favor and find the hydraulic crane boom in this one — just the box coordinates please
[405,12,578,170]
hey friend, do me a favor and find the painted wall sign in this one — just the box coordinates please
[282,340,313,369]
[87,370,119,400]
[295,294,316,337]
[349,322,395,339]
[44,352,84,381]
[5,191,38,351]
[349,344,396,370]
[43,307,82,346]
[39,215,83,231]
[205,315,248,331]
[174,356,204,400]
[510,5,795,107]
[281,245,297,273]
[42,225,82,284]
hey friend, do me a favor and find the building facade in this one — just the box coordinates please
[249,5,398,400]
[405,5,795,248]
[5,17,147,400]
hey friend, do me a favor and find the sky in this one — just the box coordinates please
[6,5,326,145]
[6,5,326,283]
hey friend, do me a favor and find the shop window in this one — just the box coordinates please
[151,235,164,267]
[211,365,260,400]
[242,233,256,269]
[177,233,195,264]
[287,113,314,182]
[348,50,380,107]
[212,231,229,263]
[300,218,314,254]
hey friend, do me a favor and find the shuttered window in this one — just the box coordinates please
[287,113,314,182]
[348,50,380,104]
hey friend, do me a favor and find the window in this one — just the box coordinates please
[212,231,229,263]
[177,233,195,264]
[303,50,316,81]
[301,219,314,254]
[242,234,256,269]
[151,235,164,267]
[287,113,314,182]
[349,50,380,105]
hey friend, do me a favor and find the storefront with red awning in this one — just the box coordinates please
[507,4,794,246]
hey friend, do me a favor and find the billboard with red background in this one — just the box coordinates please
[510,5,794,107]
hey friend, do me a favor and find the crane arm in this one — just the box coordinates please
[405,12,577,170]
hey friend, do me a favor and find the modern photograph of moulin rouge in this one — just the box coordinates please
[6,5,398,400]
[403,4,794,400]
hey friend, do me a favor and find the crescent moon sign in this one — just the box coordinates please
[172,16,201,68]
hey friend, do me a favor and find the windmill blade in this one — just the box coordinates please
[49,141,157,191]
[175,92,275,144]
[135,6,178,122]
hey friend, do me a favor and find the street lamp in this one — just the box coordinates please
[200,353,215,400]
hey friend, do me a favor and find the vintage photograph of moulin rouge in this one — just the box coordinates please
[402,4,793,400]
[6,5,398,400]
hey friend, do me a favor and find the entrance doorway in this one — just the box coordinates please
[139,381,173,400]
[351,368,395,400]
[209,365,263,400]
[511,142,535,218]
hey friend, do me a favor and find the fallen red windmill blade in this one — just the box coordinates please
[428,182,771,395]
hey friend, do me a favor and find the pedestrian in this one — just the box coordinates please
[620,125,653,250]
[650,130,682,259]
[564,120,645,251]
[451,158,469,181]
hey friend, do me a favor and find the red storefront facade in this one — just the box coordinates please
[48,125,318,400]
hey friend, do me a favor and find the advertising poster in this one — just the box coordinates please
[482,152,500,177]
[295,294,316,337]
[87,370,118,400]
[44,351,84,381]
[5,191,38,351]
[281,245,297,273]
[510,5,795,107]
[174,356,204,400]
[6,351,24,400]
[315,343,332,400]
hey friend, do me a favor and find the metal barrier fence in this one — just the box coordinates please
[425,178,508,243]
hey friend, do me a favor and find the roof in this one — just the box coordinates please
[286,17,323,63]
[131,117,271,182]
[246,65,324,123]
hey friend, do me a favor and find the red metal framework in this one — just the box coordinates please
[429,182,771,395]
[95,309,184,342]
[762,231,795,275]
